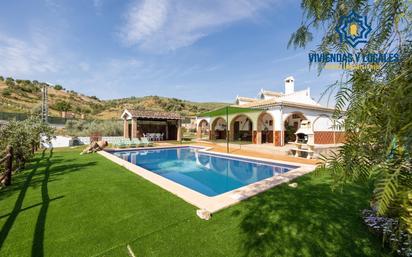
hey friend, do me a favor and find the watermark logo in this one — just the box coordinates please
[308,10,399,70]
[336,11,372,48]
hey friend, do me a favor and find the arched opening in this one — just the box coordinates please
[257,112,274,144]
[197,119,209,140]
[230,114,253,142]
[211,117,227,140]
[283,112,307,144]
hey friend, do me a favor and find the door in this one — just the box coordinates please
[168,125,177,140]
[262,131,267,143]
[234,121,240,140]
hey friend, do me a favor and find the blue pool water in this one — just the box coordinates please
[110,147,298,197]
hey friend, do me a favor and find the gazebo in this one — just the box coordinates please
[121,109,182,141]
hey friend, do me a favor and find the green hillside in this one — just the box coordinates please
[0,76,227,119]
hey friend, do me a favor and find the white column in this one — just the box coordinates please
[177,120,182,141]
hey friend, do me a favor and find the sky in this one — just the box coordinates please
[0,0,343,106]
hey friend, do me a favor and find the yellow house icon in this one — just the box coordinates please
[349,23,358,36]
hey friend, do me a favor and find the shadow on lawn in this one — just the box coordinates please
[0,149,98,257]
[31,149,53,257]
[0,150,50,249]
[235,176,390,257]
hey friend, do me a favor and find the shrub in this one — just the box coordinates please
[0,117,55,169]
[54,84,63,90]
[64,120,123,137]
[284,125,296,143]
[5,80,15,87]
[2,88,12,96]
[54,100,71,112]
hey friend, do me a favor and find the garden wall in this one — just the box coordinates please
[43,136,125,148]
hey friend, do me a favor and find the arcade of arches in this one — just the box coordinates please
[197,110,345,146]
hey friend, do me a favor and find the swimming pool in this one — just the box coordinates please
[109,147,298,197]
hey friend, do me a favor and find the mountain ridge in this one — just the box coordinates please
[0,76,227,119]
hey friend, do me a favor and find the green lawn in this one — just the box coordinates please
[0,148,391,257]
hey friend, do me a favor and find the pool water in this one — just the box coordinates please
[110,147,298,197]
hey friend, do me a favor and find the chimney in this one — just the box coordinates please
[284,76,294,94]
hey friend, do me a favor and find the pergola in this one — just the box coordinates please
[197,106,266,144]
[196,104,345,146]
[121,109,182,141]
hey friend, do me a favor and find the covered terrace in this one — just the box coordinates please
[121,109,182,141]
[196,106,269,144]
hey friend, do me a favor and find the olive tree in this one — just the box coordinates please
[0,117,55,170]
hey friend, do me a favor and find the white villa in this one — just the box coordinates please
[196,76,345,146]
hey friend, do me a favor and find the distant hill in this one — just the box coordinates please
[0,76,227,119]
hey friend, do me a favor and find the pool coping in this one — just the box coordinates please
[98,145,316,214]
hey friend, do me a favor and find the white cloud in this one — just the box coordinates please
[93,0,102,8]
[93,0,103,14]
[0,32,60,77]
[44,0,62,13]
[272,52,305,64]
[120,0,274,52]
[79,62,91,72]
[123,0,169,45]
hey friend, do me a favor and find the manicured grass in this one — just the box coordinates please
[0,148,391,257]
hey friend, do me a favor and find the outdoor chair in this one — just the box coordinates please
[128,139,137,148]
[154,134,161,141]
[132,138,145,147]
[112,139,121,147]
[118,139,128,148]
[141,137,154,147]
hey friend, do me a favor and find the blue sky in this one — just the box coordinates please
[0,0,342,105]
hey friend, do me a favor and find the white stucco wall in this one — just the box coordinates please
[42,136,126,148]
[237,100,253,105]
[267,109,282,130]
[281,106,342,132]
[313,116,334,131]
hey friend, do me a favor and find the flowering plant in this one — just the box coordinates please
[362,209,411,256]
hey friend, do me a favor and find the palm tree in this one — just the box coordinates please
[289,0,411,242]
